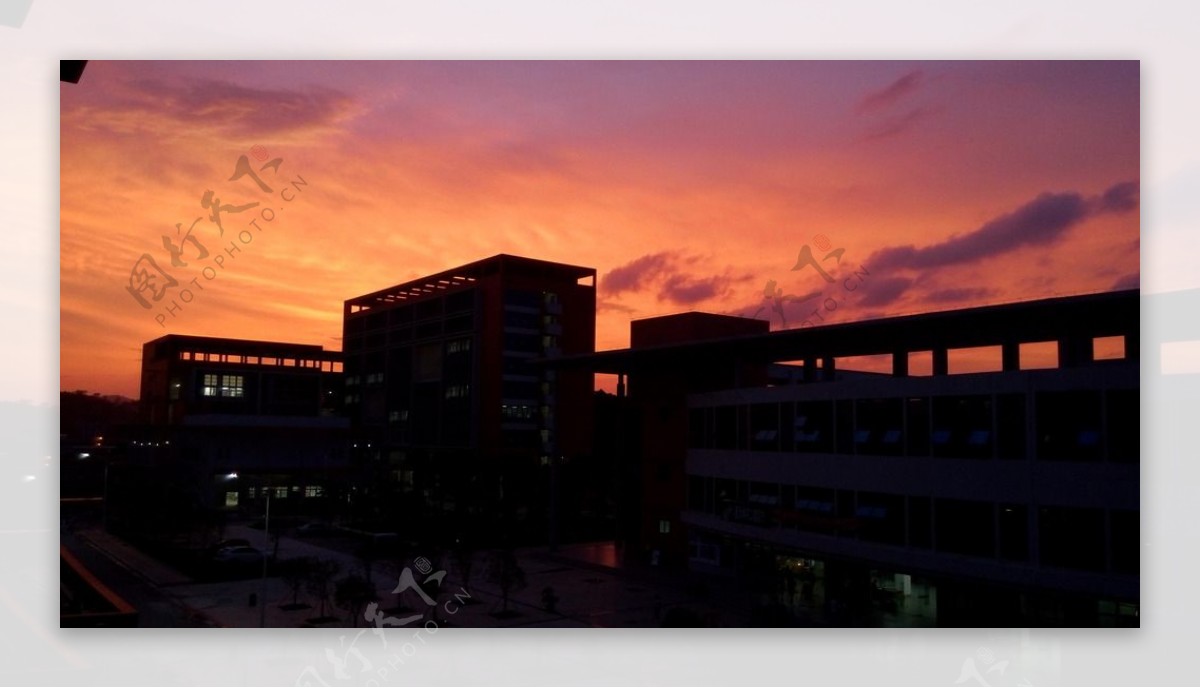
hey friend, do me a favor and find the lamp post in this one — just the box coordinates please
[229,471,271,627]
[260,484,270,628]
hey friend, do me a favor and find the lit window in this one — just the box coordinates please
[220,374,244,398]
[447,338,471,354]
[274,486,288,499]
[305,486,323,498]
[445,384,470,399]
[225,491,239,507]
[202,374,219,397]
[658,519,671,534]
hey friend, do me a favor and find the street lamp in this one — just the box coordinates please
[260,483,270,628]
[227,471,271,627]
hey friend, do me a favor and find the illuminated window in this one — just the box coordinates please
[225,491,239,507]
[273,486,288,499]
[658,519,671,534]
[202,374,219,397]
[305,486,323,498]
[445,384,470,399]
[446,338,471,354]
[220,375,244,398]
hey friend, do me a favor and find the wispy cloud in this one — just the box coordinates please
[603,251,751,306]
[1111,273,1139,290]
[857,276,915,307]
[924,286,995,303]
[866,181,1139,273]
[857,70,924,113]
[66,77,361,141]
[603,252,674,294]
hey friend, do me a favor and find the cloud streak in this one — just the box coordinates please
[857,70,924,113]
[865,181,1139,273]
[67,77,360,140]
[603,252,750,306]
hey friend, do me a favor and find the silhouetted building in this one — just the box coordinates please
[553,290,1140,627]
[342,254,596,544]
[115,335,348,542]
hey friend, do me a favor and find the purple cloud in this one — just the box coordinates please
[604,251,752,306]
[603,252,674,294]
[1111,273,1139,290]
[856,276,914,307]
[866,181,1139,273]
[660,274,730,305]
[857,70,924,113]
[94,78,358,138]
[925,287,994,303]
[1094,181,1140,213]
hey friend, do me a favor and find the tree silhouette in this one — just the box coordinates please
[279,557,315,610]
[486,548,526,616]
[452,538,477,594]
[335,574,378,627]
[305,559,341,621]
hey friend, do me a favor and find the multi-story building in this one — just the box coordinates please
[555,290,1139,626]
[117,335,348,539]
[341,254,597,544]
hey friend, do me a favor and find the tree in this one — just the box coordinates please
[335,574,378,627]
[452,537,477,594]
[306,559,341,621]
[486,548,526,616]
[279,557,315,610]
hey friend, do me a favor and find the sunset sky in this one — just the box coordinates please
[60,60,1140,399]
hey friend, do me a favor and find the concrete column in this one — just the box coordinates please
[1002,341,1020,372]
[1058,336,1092,368]
[892,350,908,377]
[1124,331,1139,361]
[932,348,948,376]
[803,357,817,382]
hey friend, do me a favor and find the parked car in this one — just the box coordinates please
[213,546,265,565]
[206,538,253,558]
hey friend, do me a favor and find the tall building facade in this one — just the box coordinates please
[341,254,597,544]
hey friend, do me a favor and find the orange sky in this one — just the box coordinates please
[60,61,1139,399]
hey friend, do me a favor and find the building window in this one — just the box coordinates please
[445,384,470,399]
[274,486,288,499]
[446,338,471,354]
[501,404,535,420]
[202,374,219,397]
[225,491,239,507]
[659,519,671,534]
[169,379,181,400]
[247,487,256,499]
[220,374,244,398]
[305,486,323,498]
